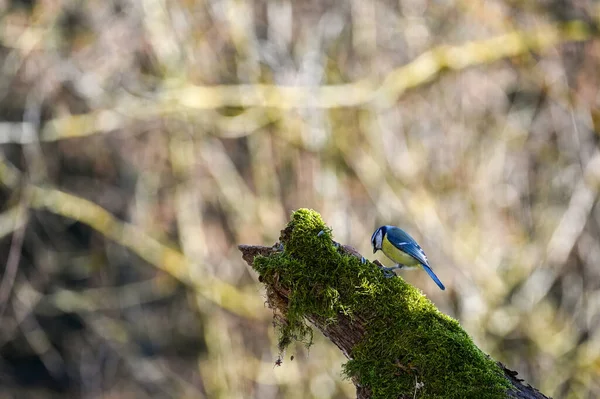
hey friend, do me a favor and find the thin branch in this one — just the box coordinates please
[0,202,28,318]
[0,155,265,320]
[0,21,588,144]
[25,185,265,320]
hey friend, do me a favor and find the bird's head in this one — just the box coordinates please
[371,226,387,253]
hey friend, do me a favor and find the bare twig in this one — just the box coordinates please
[0,21,587,144]
[0,202,28,318]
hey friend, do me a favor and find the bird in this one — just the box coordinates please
[371,225,445,290]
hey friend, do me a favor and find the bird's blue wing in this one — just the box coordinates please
[397,242,429,266]
[387,226,445,290]
[386,227,430,266]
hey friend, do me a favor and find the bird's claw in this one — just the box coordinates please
[379,266,398,278]
[381,269,396,278]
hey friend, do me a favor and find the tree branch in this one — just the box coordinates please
[239,209,550,399]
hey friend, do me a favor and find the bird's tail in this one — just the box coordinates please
[422,264,445,290]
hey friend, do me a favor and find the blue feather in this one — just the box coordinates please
[385,227,429,266]
[384,226,445,290]
[422,264,445,290]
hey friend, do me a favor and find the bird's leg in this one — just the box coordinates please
[379,264,404,278]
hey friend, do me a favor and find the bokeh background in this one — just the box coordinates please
[0,0,599,398]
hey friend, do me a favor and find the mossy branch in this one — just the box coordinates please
[239,209,550,399]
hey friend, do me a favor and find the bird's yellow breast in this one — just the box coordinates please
[381,237,420,267]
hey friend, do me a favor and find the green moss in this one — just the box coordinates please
[253,208,510,399]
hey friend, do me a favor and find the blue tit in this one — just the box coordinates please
[371,225,445,290]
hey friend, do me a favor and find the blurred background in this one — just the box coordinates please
[0,0,599,398]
